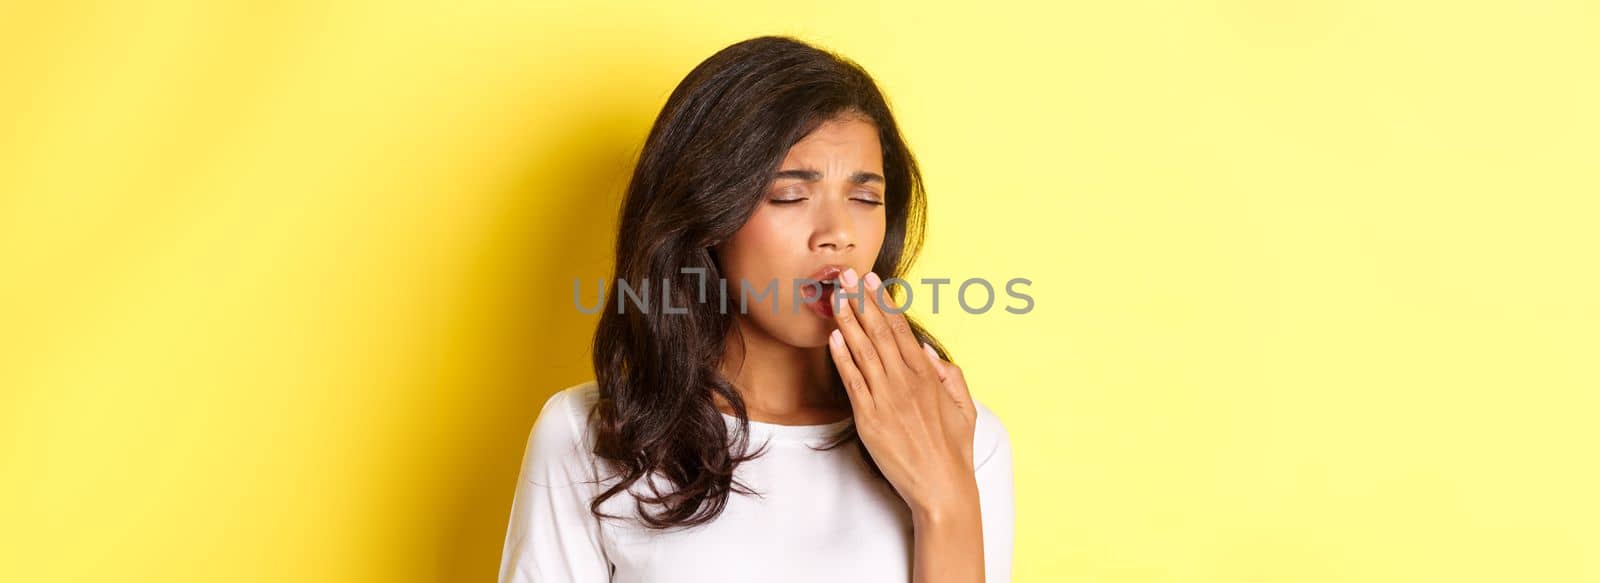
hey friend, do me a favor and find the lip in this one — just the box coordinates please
[800,264,846,319]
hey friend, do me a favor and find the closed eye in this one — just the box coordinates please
[767,197,882,205]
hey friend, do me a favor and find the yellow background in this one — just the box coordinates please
[3,1,1596,581]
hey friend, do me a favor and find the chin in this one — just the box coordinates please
[764,319,835,349]
[795,320,837,348]
[793,332,831,349]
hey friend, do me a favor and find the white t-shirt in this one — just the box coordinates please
[498,380,1014,583]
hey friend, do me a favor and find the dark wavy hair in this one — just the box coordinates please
[588,35,951,530]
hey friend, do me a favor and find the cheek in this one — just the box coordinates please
[861,216,888,259]
[720,211,793,280]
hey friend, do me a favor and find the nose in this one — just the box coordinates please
[810,197,856,253]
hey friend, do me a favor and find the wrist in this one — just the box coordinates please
[907,477,981,527]
[911,500,982,532]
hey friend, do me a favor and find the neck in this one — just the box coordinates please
[717,318,842,421]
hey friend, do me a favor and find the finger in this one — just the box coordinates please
[870,272,940,377]
[831,269,891,390]
[922,342,974,412]
[920,342,948,382]
[850,271,910,382]
[828,329,874,412]
[944,360,976,413]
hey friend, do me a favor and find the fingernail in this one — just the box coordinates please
[829,329,844,347]
[841,268,859,289]
[864,271,881,289]
[922,342,939,361]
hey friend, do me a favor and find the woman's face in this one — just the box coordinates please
[715,115,888,348]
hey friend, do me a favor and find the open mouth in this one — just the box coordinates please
[801,265,845,318]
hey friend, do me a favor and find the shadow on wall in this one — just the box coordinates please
[430,89,641,579]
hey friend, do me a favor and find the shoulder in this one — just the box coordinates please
[521,380,603,485]
[970,397,1013,471]
[546,380,601,426]
[531,380,600,446]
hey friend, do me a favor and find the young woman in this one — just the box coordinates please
[499,36,1014,583]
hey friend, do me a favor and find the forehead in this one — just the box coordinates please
[779,117,883,170]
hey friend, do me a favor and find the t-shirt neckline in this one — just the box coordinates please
[719,411,853,442]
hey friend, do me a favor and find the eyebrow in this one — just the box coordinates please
[772,168,885,185]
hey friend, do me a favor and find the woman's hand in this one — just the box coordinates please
[826,267,979,516]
